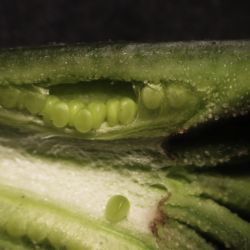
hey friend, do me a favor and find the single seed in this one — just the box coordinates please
[41,96,60,123]
[105,195,130,223]
[68,100,84,126]
[65,240,84,250]
[107,99,120,126]
[88,102,106,129]
[0,87,20,109]
[16,92,27,110]
[50,101,70,128]
[166,85,190,109]
[73,109,93,133]
[24,92,46,114]
[141,86,164,110]
[48,229,65,249]
[6,216,27,238]
[27,221,47,243]
[119,98,137,125]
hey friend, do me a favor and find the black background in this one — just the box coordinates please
[0,0,249,48]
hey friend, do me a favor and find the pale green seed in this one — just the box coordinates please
[105,195,130,223]
[16,92,27,110]
[24,92,46,114]
[68,100,84,127]
[0,87,20,109]
[107,99,120,126]
[119,98,137,125]
[6,215,27,238]
[50,102,70,128]
[48,229,66,249]
[73,109,93,133]
[27,221,48,243]
[41,96,60,122]
[50,232,83,250]
[88,102,106,129]
[141,86,164,110]
[166,85,190,109]
[65,240,84,250]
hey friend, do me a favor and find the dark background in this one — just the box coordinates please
[0,0,249,48]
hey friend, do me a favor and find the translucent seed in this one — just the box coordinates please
[6,216,27,238]
[107,99,120,126]
[27,221,48,243]
[119,98,137,125]
[166,85,190,109]
[24,92,46,114]
[105,195,130,223]
[48,229,65,248]
[0,87,20,109]
[65,240,83,250]
[141,86,164,110]
[68,100,84,127]
[41,96,60,122]
[50,102,70,128]
[73,109,93,133]
[16,92,27,110]
[88,102,106,129]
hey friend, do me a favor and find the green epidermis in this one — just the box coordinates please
[0,82,199,135]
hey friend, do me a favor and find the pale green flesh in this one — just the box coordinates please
[0,190,155,250]
[1,145,250,249]
[0,145,163,249]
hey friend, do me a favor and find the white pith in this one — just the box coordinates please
[0,145,165,235]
